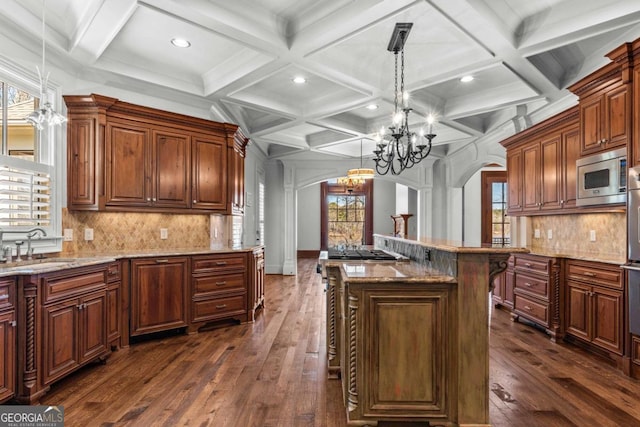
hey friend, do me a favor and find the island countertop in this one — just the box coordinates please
[331,261,456,284]
[376,234,528,254]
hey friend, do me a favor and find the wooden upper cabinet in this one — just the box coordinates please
[569,42,633,157]
[522,142,541,211]
[152,129,190,208]
[65,94,248,213]
[105,120,150,207]
[541,134,562,211]
[192,133,227,210]
[578,82,630,156]
[501,107,579,216]
[506,149,523,214]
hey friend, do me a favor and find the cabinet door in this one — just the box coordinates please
[152,130,190,208]
[522,143,541,211]
[67,117,98,210]
[506,149,522,213]
[566,281,590,341]
[504,267,515,308]
[107,284,120,347]
[492,271,505,304]
[106,121,150,206]
[561,127,580,209]
[541,134,561,210]
[580,94,603,155]
[0,311,15,402]
[592,287,623,355]
[43,299,79,385]
[79,292,108,363]
[192,134,227,210]
[604,83,629,149]
[130,257,189,336]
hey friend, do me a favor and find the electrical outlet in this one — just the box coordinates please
[534,229,540,239]
[547,229,553,240]
[63,229,74,241]
[160,228,168,240]
[214,228,218,238]
[590,230,596,242]
[84,228,94,241]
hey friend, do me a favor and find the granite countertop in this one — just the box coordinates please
[523,248,626,266]
[338,261,456,284]
[0,245,264,276]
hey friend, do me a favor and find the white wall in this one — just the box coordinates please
[373,179,397,236]
[265,160,284,274]
[297,184,321,250]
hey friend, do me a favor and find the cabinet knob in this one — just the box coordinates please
[193,200,197,204]
[524,305,532,311]
[10,320,16,327]
[146,198,151,202]
[152,198,156,202]
[524,282,532,287]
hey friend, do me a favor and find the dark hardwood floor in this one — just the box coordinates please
[36,258,640,426]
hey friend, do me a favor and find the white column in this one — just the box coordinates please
[417,186,433,239]
[282,164,297,275]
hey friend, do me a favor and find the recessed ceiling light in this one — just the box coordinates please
[292,76,307,84]
[460,75,474,83]
[171,38,191,48]
[366,104,379,110]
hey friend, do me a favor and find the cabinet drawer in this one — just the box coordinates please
[514,294,548,325]
[107,262,121,283]
[42,267,107,304]
[0,278,15,311]
[193,272,245,296]
[566,261,621,289]
[192,294,247,322]
[515,272,549,298]
[192,254,246,272]
[514,255,550,274]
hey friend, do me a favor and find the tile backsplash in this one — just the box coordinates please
[62,209,211,254]
[529,212,625,258]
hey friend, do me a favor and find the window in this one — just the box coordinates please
[0,63,61,253]
[320,180,373,250]
[481,171,510,246]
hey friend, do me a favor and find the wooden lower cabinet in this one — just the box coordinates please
[511,254,562,341]
[0,278,16,403]
[130,257,189,337]
[341,282,456,425]
[106,261,122,349]
[16,264,110,403]
[565,260,623,357]
[189,253,248,331]
[492,256,514,309]
[42,291,107,385]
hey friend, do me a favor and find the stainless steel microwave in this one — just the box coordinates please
[576,147,626,206]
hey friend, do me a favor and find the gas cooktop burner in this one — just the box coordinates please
[327,249,397,260]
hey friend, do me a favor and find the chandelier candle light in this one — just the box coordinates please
[373,23,436,176]
[25,0,67,130]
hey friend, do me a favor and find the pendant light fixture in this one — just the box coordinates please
[347,138,375,180]
[25,0,67,130]
[373,23,436,176]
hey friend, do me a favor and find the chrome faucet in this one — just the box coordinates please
[26,227,47,260]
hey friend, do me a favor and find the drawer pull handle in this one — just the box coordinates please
[156,259,169,264]
[215,281,227,286]
[524,263,532,267]
[109,270,118,275]
[215,262,227,266]
[0,295,9,301]
[524,282,533,287]
[582,272,596,277]
[524,305,532,311]
[216,304,227,310]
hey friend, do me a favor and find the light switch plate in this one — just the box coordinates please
[84,228,94,241]
[160,228,168,240]
[534,229,540,239]
[590,230,596,241]
[547,229,553,240]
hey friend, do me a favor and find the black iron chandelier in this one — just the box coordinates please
[373,23,436,176]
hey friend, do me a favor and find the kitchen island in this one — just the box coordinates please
[323,236,525,426]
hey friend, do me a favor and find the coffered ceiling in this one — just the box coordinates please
[1,0,639,162]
